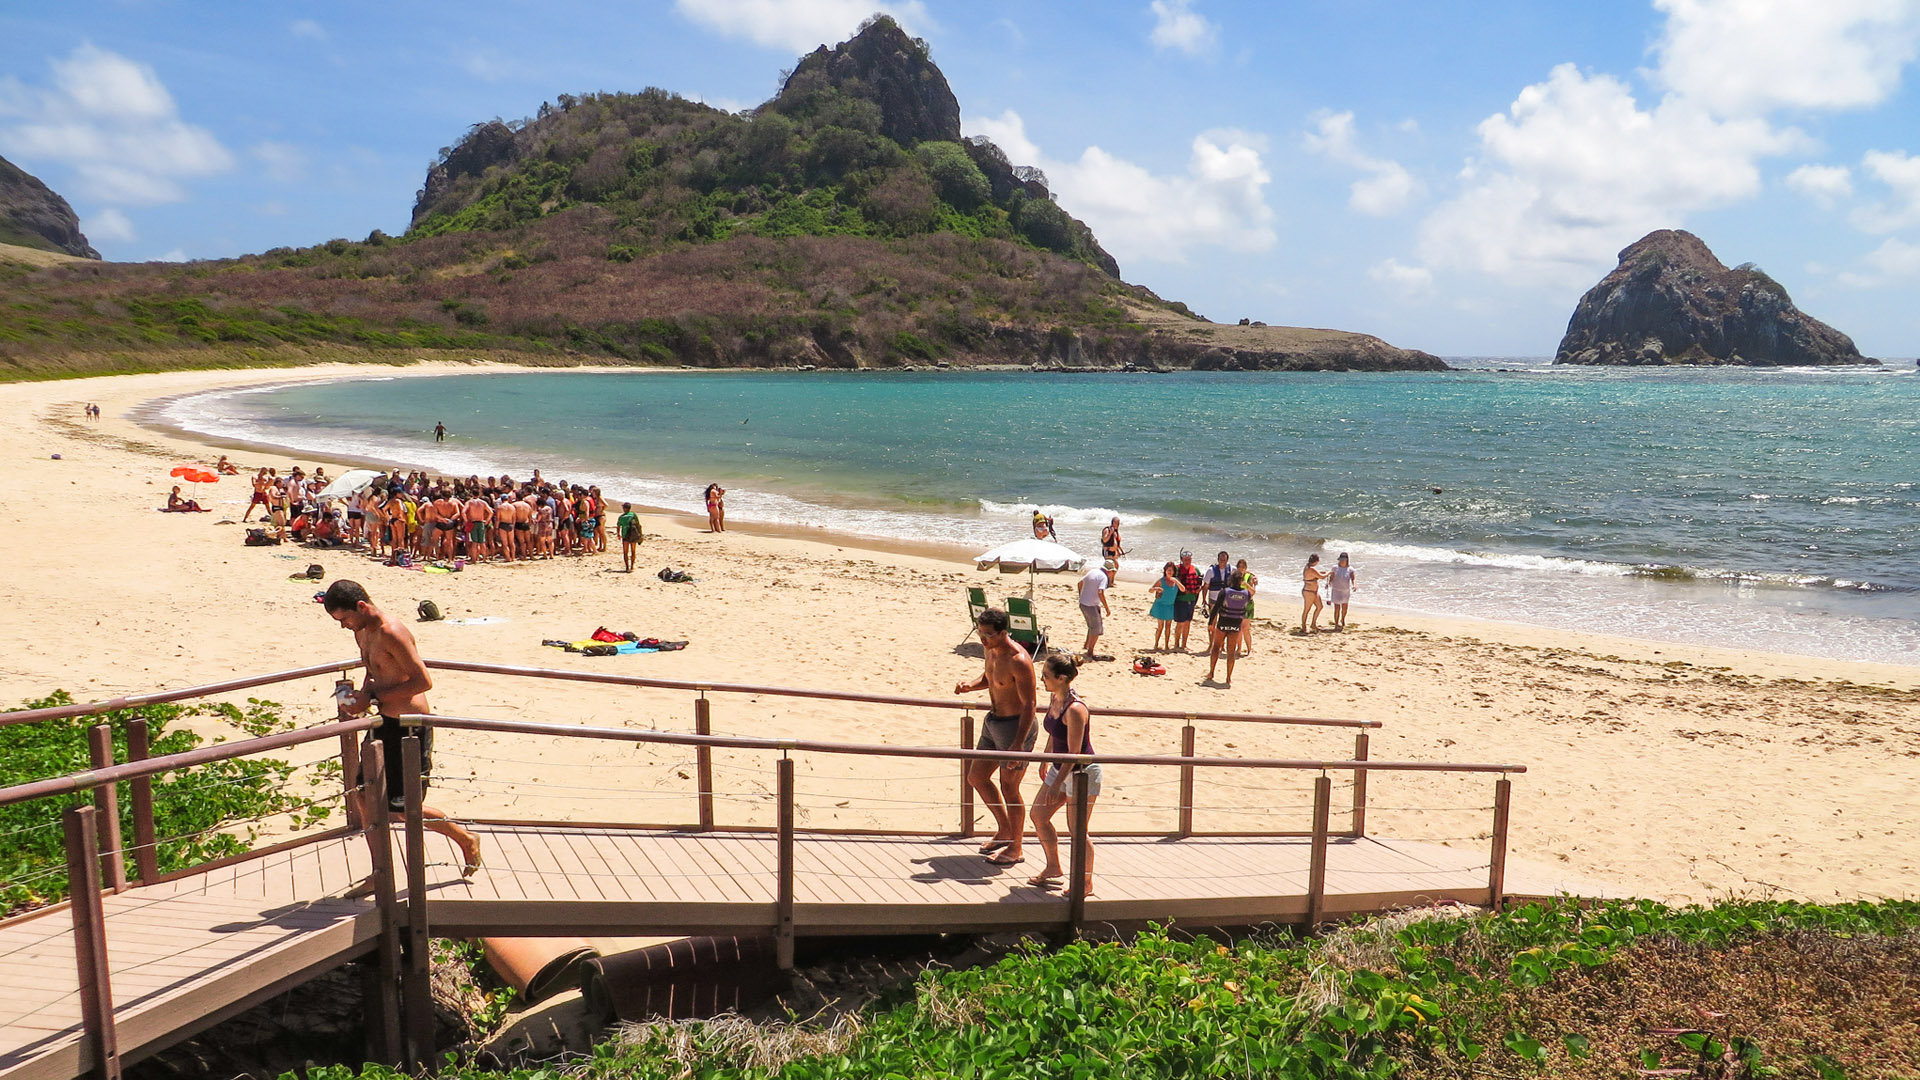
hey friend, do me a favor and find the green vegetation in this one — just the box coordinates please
[0,693,333,913]
[299,899,1918,1079]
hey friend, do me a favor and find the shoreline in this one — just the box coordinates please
[3,362,1917,906]
[141,363,1920,672]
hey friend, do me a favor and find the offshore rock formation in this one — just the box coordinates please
[1556,230,1872,366]
[0,155,98,259]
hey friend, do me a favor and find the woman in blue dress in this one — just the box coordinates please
[1148,561,1180,651]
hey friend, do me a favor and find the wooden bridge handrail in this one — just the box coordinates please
[422,658,1382,729]
[406,713,1525,774]
[0,658,365,729]
[0,716,377,807]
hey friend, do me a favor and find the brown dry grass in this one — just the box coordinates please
[1402,932,1920,1080]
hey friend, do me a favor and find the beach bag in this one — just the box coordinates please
[304,563,325,580]
[582,643,618,657]
[590,627,624,643]
[657,567,693,583]
[244,528,277,547]
[417,599,442,622]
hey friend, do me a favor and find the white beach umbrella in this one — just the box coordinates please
[315,468,382,501]
[975,537,1086,597]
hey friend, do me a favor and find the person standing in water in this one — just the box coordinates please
[1300,553,1328,633]
[434,421,447,443]
[1100,517,1126,574]
[1327,552,1356,630]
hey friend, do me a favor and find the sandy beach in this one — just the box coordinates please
[3,360,1916,907]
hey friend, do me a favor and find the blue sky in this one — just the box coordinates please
[4,0,1919,357]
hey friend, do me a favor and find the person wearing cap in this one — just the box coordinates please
[1171,550,1204,651]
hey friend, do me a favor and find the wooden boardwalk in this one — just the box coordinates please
[0,824,1606,1080]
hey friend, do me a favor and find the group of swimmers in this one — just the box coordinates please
[238,465,653,570]
[1138,549,1357,685]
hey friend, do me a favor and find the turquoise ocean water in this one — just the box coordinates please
[158,362,1920,665]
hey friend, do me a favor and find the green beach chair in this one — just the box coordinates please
[1005,596,1048,659]
[962,586,990,644]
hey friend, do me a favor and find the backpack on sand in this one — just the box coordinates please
[304,563,325,580]
[417,599,442,622]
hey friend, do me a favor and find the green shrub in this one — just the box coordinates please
[0,693,331,914]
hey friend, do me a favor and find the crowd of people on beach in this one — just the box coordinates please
[236,465,662,571]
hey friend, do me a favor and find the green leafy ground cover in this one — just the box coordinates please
[0,693,333,912]
[303,899,1917,1080]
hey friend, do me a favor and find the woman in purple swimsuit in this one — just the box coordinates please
[1027,653,1100,894]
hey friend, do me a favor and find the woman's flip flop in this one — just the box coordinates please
[978,839,1009,855]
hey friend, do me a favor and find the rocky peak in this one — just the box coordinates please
[772,16,960,147]
[1555,229,1872,367]
[0,155,99,259]
[413,119,519,224]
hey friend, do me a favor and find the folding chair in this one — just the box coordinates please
[961,586,990,644]
[1004,595,1049,659]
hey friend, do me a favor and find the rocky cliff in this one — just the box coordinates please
[773,17,960,147]
[0,155,99,259]
[1555,230,1871,366]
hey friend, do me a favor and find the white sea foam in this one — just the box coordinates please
[977,500,1156,527]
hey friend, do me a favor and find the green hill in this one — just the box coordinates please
[0,17,1443,379]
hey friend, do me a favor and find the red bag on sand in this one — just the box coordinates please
[590,627,623,643]
[1132,657,1167,676]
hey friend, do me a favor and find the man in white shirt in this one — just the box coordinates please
[1078,564,1111,658]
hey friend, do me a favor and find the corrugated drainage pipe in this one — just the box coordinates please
[482,937,599,1003]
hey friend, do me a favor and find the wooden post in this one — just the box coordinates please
[87,725,126,893]
[1349,732,1370,838]
[401,734,433,1069]
[65,806,120,1080]
[1306,774,1332,928]
[1066,766,1091,937]
[694,696,715,831]
[959,713,975,837]
[1488,777,1512,912]
[340,732,362,830]
[363,743,404,1064]
[775,756,795,970]
[124,719,158,885]
[1176,722,1197,838]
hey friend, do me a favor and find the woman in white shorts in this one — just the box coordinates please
[1327,552,1356,630]
[1028,653,1100,894]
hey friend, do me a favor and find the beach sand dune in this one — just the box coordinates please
[2,364,1914,906]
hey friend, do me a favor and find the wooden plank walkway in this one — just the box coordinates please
[0,826,1607,1080]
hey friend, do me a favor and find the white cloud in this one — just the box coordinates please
[84,207,134,243]
[967,109,1275,265]
[1651,0,1920,116]
[251,141,307,183]
[1415,64,1797,283]
[152,248,188,262]
[671,0,928,53]
[290,19,327,42]
[1838,235,1920,286]
[1850,148,1920,231]
[1303,110,1422,216]
[1148,0,1218,55]
[0,44,232,205]
[1368,258,1432,291]
[1786,163,1854,206]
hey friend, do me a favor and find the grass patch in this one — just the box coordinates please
[295,898,1919,1079]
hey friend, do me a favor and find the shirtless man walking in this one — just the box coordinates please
[954,608,1038,866]
[322,579,481,887]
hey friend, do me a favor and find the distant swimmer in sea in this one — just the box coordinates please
[1327,552,1356,630]
[704,483,726,532]
[434,421,447,443]
[1100,516,1126,574]
[1031,510,1056,540]
[1300,553,1328,634]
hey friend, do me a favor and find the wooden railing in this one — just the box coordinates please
[0,659,1519,1079]
[418,658,1383,840]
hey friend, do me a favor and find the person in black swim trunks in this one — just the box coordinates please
[323,579,481,890]
[954,608,1038,866]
